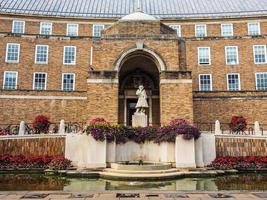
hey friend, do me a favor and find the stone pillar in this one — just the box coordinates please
[254,121,262,136]
[202,133,216,166]
[132,113,148,127]
[175,135,196,168]
[18,121,25,136]
[195,136,204,167]
[160,72,193,125]
[59,119,65,134]
[215,120,222,135]
[87,71,119,123]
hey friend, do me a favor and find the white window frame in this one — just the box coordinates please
[92,24,105,37]
[225,46,239,65]
[33,72,48,90]
[40,22,53,35]
[221,23,233,37]
[248,22,261,36]
[227,73,241,91]
[61,73,76,91]
[67,23,79,36]
[195,24,207,37]
[3,71,18,90]
[255,72,267,90]
[169,24,181,37]
[35,45,49,64]
[198,74,213,91]
[253,45,267,64]
[63,46,76,65]
[5,43,20,63]
[198,47,211,65]
[12,20,25,34]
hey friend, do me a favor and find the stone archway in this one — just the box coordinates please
[117,49,161,126]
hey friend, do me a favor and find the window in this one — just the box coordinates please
[92,24,104,37]
[227,73,240,91]
[62,73,75,91]
[256,73,267,90]
[253,45,266,64]
[199,74,212,91]
[248,22,260,36]
[3,71,18,90]
[40,22,52,35]
[198,47,210,65]
[33,73,47,90]
[63,46,76,65]
[221,23,233,37]
[169,25,181,37]
[225,46,239,65]
[12,20,25,34]
[195,24,207,37]
[35,45,49,64]
[67,24,79,36]
[5,43,20,63]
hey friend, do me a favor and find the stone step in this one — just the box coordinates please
[103,168,180,174]
[99,170,220,180]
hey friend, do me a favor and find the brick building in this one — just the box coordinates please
[0,0,267,126]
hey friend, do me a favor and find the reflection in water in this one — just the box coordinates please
[0,173,267,191]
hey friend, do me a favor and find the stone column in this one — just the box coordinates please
[59,119,65,134]
[215,120,222,135]
[254,121,262,136]
[18,121,25,136]
[160,71,193,125]
[175,135,196,168]
[132,113,148,127]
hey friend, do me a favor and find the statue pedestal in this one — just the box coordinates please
[132,113,148,127]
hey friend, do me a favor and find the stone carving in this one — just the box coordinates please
[135,85,149,114]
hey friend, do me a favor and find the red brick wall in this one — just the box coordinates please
[0,136,65,156]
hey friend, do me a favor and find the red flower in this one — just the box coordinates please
[32,115,50,133]
[229,116,247,132]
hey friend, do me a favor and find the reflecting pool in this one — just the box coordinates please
[1,173,267,191]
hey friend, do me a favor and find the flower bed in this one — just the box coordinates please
[208,156,267,170]
[83,117,201,144]
[0,155,71,170]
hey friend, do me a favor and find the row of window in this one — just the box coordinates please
[199,73,267,91]
[11,20,261,37]
[198,45,267,65]
[6,44,76,65]
[166,22,260,37]
[3,71,267,92]
[5,43,267,66]
[2,71,75,91]
[12,20,105,37]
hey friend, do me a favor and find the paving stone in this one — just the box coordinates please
[164,193,189,198]
[253,193,267,198]
[116,193,140,198]
[3,194,24,200]
[21,193,49,199]
[70,193,94,198]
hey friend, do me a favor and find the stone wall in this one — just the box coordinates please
[0,136,65,156]
[216,136,267,157]
[193,93,267,124]
[86,82,119,123]
[160,81,193,124]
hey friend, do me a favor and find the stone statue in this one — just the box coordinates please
[135,85,149,114]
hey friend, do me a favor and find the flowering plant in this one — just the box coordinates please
[48,157,72,170]
[0,155,71,170]
[229,116,247,132]
[84,117,201,143]
[169,118,189,126]
[32,115,50,133]
[208,156,267,170]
